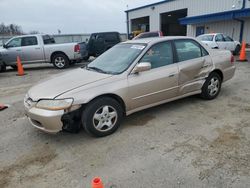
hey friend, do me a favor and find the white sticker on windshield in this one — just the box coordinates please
[131,45,145,50]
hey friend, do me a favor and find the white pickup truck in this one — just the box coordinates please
[0,34,82,71]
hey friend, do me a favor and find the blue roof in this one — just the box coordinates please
[179,8,250,25]
[125,0,175,13]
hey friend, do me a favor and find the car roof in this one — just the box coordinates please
[123,36,197,45]
[198,33,222,36]
[91,32,120,35]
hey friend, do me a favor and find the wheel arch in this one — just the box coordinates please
[210,69,224,82]
[50,51,69,63]
[84,93,126,115]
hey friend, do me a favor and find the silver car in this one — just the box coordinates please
[24,37,235,137]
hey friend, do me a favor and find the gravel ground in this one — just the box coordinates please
[0,55,250,188]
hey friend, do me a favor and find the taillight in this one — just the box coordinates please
[74,44,80,53]
[231,54,234,64]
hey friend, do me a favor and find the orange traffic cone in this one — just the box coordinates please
[91,177,104,188]
[16,56,25,76]
[238,41,248,62]
[0,103,8,111]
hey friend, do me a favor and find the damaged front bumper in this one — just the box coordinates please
[24,98,82,134]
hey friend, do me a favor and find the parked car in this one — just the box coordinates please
[0,34,82,70]
[0,54,5,72]
[197,33,241,55]
[133,31,163,40]
[81,32,121,61]
[24,36,235,137]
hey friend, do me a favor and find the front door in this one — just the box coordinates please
[21,36,44,63]
[2,37,23,65]
[127,41,179,111]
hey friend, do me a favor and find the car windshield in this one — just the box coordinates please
[198,35,214,41]
[85,43,146,74]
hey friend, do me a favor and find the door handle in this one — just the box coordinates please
[35,48,41,50]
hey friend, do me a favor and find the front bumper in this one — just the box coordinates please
[25,106,64,134]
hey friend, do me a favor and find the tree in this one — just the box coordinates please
[0,23,23,35]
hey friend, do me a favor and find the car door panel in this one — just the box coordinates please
[21,36,44,63]
[178,56,213,94]
[127,64,179,110]
[127,41,179,111]
[174,39,213,95]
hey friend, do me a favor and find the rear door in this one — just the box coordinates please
[223,35,235,51]
[128,41,179,110]
[21,36,44,63]
[215,34,226,49]
[2,37,23,65]
[173,39,213,95]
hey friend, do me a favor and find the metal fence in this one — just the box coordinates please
[0,33,127,46]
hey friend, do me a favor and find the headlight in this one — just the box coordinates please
[36,98,73,111]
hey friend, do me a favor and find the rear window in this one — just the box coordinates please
[174,40,202,62]
[104,34,119,42]
[224,36,234,42]
[42,35,55,45]
[198,35,214,41]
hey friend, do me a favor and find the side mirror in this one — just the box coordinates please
[132,62,151,74]
[3,44,8,49]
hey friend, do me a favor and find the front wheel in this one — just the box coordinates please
[82,97,123,137]
[0,63,6,72]
[201,72,222,100]
[52,54,69,69]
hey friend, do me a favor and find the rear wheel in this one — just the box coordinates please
[201,72,222,100]
[11,65,17,70]
[82,97,123,137]
[52,53,69,69]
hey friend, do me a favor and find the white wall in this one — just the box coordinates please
[128,0,245,32]
[243,18,250,43]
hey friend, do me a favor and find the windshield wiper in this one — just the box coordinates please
[85,65,108,74]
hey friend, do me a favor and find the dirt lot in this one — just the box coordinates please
[0,55,250,188]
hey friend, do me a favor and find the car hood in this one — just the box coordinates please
[28,68,112,101]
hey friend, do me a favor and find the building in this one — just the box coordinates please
[125,0,250,43]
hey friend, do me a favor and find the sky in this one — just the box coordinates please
[0,0,159,34]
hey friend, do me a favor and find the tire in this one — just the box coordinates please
[82,97,123,137]
[201,72,222,100]
[11,65,17,70]
[233,45,241,55]
[52,53,69,69]
[82,55,90,61]
[0,63,6,73]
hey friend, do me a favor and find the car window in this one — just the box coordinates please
[88,43,146,74]
[21,37,38,46]
[215,34,224,42]
[198,35,214,41]
[43,35,55,44]
[140,42,173,69]
[174,40,202,62]
[104,34,118,42]
[224,36,234,42]
[6,38,21,48]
